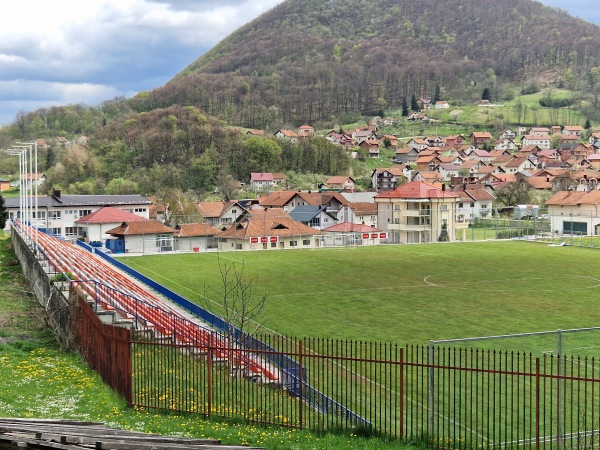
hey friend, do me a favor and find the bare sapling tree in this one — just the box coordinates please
[202,255,269,378]
[203,255,268,344]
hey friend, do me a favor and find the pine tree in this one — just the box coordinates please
[410,94,419,112]
[401,97,409,116]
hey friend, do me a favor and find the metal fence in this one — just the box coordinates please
[70,293,600,448]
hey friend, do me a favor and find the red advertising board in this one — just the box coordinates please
[260,236,268,243]
[270,236,278,243]
[362,233,370,239]
[250,237,259,244]
[379,232,387,239]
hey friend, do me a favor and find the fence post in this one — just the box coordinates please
[399,347,404,439]
[556,330,563,449]
[207,333,212,418]
[535,357,540,450]
[428,340,434,439]
[299,339,304,429]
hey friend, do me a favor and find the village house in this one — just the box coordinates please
[500,129,516,141]
[297,124,315,137]
[346,202,378,228]
[379,134,399,149]
[215,213,320,251]
[321,176,356,192]
[289,205,337,230]
[435,101,449,109]
[105,220,177,254]
[452,184,495,221]
[426,136,445,147]
[352,128,377,144]
[546,190,600,236]
[76,206,148,244]
[173,222,221,252]
[358,139,381,158]
[394,147,419,164]
[246,129,266,136]
[3,190,151,238]
[375,180,468,244]
[274,129,299,142]
[20,172,47,188]
[522,134,551,149]
[445,135,466,147]
[436,163,461,181]
[195,200,246,226]
[529,127,551,136]
[407,138,430,151]
[503,156,536,174]
[494,138,517,152]
[249,172,287,191]
[371,167,407,191]
[470,132,493,147]
[562,125,585,137]
[0,178,9,192]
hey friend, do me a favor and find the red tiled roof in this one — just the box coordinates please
[251,172,275,182]
[259,191,299,207]
[196,201,225,218]
[375,181,458,199]
[174,223,221,237]
[106,220,176,236]
[348,202,377,215]
[546,190,600,206]
[76,207,146,224]
[216,216,319,240]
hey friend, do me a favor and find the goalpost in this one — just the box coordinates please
[428,327,600,448]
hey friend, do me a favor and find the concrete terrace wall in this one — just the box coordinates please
[10,225,70,347]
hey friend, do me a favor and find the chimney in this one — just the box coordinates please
[442,184,446,191]
[52,188,61,198]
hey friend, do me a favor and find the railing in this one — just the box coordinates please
[72,299,600,449]
[76,240,370,426]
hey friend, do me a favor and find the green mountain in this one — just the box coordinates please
[133,0,600,128]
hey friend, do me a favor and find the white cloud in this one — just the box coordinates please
[0,0,284,125]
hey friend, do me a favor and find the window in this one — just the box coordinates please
[48,228,61,235]
[50,211,61,220]
[79,209,91,217]
[134,208,146,213]
[290,240,297,247]
[33,211,46,219]
[271,242,277,248]
[232,209,237,214]
[302,239,310,246]
[236,243,242,250]
[65,227,79,236]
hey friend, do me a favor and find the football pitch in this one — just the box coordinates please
[118,241,600,356]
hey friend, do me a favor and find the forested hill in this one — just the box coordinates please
[132,0,600,129]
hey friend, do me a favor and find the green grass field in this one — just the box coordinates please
[118,241,600,356]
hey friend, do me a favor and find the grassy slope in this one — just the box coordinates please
[119,241,600,352]
[0,232,418,450]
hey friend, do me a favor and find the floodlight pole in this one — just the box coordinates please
[5,148,27,236]
[17,142,38,252]
[14,144,33,246]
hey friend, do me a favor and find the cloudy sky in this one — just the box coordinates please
[0,0,598,126]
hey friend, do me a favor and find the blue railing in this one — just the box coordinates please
[77,240,370,426]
